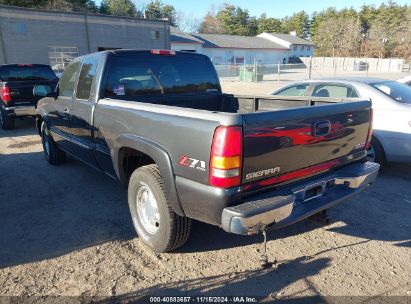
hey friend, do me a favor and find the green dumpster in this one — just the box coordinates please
[239,66,263,82]
[239,66,254,82]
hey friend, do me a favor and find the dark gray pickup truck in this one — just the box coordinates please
[34,50,379,253]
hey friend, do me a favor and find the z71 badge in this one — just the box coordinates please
[179,155,206,171]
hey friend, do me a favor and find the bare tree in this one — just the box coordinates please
[314,18,344,56]
[198,5,223,34]
[176,11,200,33]
[367,21,393,58]
[340,17,362,57]
[392,17,411,60]
[43,0,74,11]
[313,15,362,57]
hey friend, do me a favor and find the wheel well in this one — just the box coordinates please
[371,135,387,162]
[35,116,43,136]
[119,147,155,184]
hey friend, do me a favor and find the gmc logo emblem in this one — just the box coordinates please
[179,155,206,171]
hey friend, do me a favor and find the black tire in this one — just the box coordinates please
[367,137,385,165]
[0,107,14,130]
[41,121,66,165]
[128,164,191,253]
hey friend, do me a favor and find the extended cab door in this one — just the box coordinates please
[68,54,100,168]
[48,60,81,152]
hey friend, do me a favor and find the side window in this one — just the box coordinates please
[58,61,81,97]
[76,56,99,100]
[275,83,310,96]
[312,84,359,98]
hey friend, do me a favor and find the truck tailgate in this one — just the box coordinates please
[7,80,57,107]
[242,100,371,186]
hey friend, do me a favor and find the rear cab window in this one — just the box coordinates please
[0,65,57,81]
[104,53,220,98]
[312,84,359,98]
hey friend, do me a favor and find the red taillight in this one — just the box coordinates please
[150,49,175,56]
[1,86,11,104]
[209,126,242,188]
[365,108,373,150]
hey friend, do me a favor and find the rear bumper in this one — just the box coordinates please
[221,161,380,235]
[5,105,36,117]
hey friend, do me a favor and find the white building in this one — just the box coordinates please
[170,27,315,65]
[191,33,291,64]
[257,32,315,62]
[169,26,203,53]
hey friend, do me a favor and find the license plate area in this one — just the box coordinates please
[303,182,326,202]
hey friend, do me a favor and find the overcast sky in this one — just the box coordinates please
[95,0,410,19]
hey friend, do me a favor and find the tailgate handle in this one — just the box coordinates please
[313,120,331,137]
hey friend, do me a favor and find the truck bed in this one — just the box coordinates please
[97,94,370,183]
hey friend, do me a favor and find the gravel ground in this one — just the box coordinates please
[0,84,410,302]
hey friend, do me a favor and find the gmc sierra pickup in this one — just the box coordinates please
[0,64,58,129]
[34,50,379,253]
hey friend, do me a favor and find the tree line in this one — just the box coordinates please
[0,0,410,59]
[0,0,178,26]
[199,2,411,59]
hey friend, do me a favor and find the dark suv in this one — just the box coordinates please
[0,64,58,129]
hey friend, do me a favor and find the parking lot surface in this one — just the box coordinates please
[0,83,410,301]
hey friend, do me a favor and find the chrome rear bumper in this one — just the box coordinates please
[221,161,380,235]
[5,106,36,117]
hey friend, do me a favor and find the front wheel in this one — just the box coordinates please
[128,164,191,253]
[41,122,66,165]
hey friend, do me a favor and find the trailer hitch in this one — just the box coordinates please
[259,230,277,269]
[308,210,331,226]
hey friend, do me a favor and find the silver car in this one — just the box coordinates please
[271,78,411,164]
[398,75,411,86]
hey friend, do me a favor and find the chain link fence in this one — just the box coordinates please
[214,63,308,82]
[215,57,410,83]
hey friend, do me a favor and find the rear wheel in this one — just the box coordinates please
[367,137,385,165]
[128,164,191,253]
[0,107,14,130]
[41,122,66,165]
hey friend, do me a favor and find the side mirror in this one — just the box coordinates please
[33,85,52,98]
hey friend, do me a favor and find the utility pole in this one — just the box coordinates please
[0,21,7,64]
[308,56,312,79]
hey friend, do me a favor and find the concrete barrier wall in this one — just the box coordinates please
[301,57,405,72]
